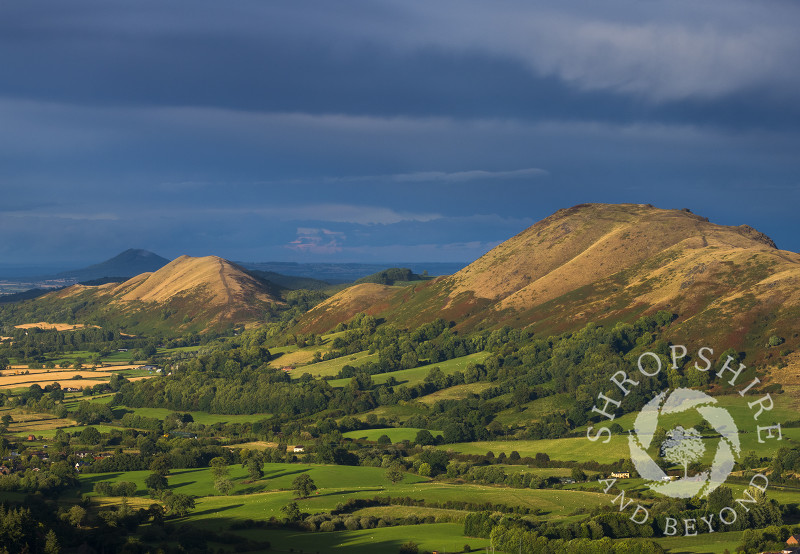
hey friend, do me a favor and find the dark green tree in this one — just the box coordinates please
[145,472,168,492]
[281,501,302,522]
[246,456,264,480]
[385,462,405,484]
[292,473,317,498]
[415,429,435,446]
[79,426,101,445]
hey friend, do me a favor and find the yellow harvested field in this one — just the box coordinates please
[0,371,112,385]
[92,496,156,509]
[268,349,317,368]
[6,364,141,373]
[416,382,494,404]
[0,409,77,432]
[226,441,279,450]
[0,374,153,390]
[1,379,109,390]
[14,322,100,331]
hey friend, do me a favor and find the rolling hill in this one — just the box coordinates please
[298,203,800,361]
[1,255,283,334]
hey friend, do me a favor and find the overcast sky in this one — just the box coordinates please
[1,0,799,266]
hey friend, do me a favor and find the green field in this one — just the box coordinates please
[109,405,271,425]
[654,529,743,553]
[182,478,610,528]
[252,523,491,554]
[82,463,429,501]
[438,435,632,463]
[437,421,800,466]
[83,462,609,526]
[494,392,575,425]
[290,350,379,379]
[577,394,799,435]
[342,427,442,443]
[417,382,495,405]
[328,352,490,388]
[12,424,125,438]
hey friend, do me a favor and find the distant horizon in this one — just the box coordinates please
[2,200,797,269]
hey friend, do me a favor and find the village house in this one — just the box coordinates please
[287,445,305,453]
[610,471,630,479]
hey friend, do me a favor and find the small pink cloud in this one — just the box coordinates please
[287,227,345,254]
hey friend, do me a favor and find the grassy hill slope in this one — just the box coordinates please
[298,203,800,364]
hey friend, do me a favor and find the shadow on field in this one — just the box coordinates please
[263,468,310,480]
[314,488,383,498]
[80,472,124,492]
[168,480,197,491]
[190,503,244,517]
[111,407,132,419]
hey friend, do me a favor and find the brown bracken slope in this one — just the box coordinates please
[298,203,800,362]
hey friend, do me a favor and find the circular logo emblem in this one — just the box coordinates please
[628,388,741,498]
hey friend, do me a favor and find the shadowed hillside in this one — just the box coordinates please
[298,203,800,362]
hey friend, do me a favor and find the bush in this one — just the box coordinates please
[320,521,336,532]
[94,482,112,496]
[768,335,785,347]
[399,541,419,554]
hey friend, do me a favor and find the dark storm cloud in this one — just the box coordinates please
[1,0,799,264]
[2,0,799,129]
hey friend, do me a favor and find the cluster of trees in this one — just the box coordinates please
[466,512,667,553]
[354,267,423,286]
[328,317,485,377]
[462,483,783,548]
[0,326,159,364]
[0,461,80,494]
[738,525,800,554]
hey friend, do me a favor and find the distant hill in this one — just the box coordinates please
[238,261,464,284]
[1,255,283,334]
[246,270,331,291]
[0,288,54,304]
[50,249,170,282]
[354,267,425,286]
[298,203,800,364]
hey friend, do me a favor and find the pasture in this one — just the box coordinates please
[437,436,632,464]
[109,405,271,425]
[328,352,490,388]
[289,350,378,379]
[246,523,492,554]
[342,427,442,443]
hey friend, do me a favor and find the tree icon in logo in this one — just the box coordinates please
[661,426,706,478]
[628,388,741,498]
